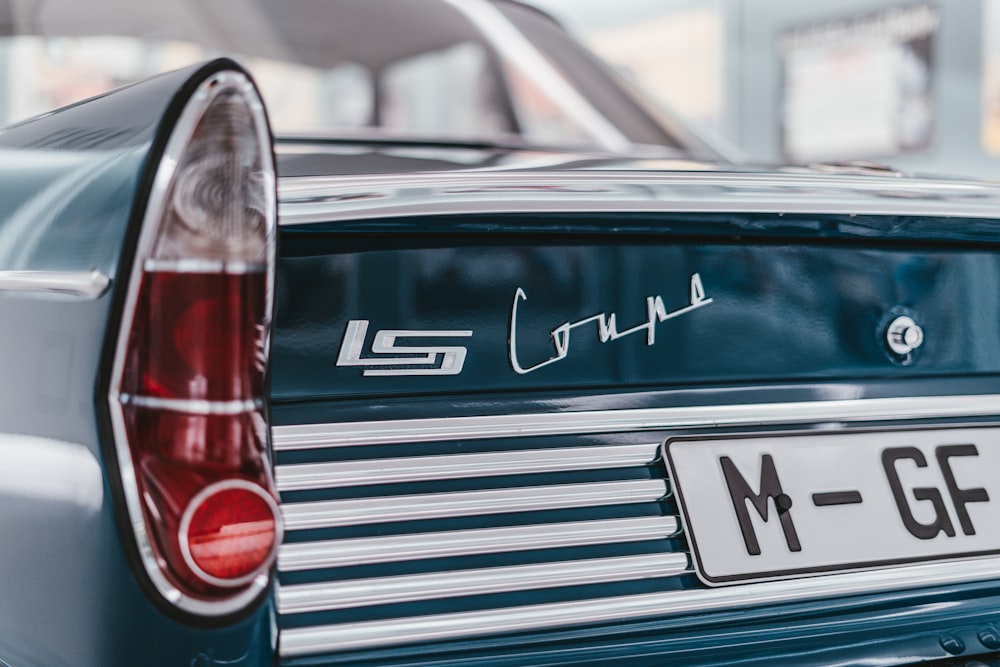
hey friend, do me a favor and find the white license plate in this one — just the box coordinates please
[664,427,1000,586]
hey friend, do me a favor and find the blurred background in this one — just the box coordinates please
[534,0,988,177]
[1,0,998,179]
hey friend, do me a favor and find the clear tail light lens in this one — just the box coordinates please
[108,67,280,616]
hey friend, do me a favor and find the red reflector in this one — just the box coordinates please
[181,482,279,586]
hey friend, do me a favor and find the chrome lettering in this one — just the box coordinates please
[509,273,712,375]
[336,320,473,376]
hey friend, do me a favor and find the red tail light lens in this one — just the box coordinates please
[181,481,280,585]
[108,67,280,616]
[125,272,265,401]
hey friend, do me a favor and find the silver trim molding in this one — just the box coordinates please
[275,443,658,491]
[0,270,110,298]
[278,170,1000,226]
[281,479,667,530]
[278,516,679,571]
[278,553,689,614]
[273,393,1000,656]
[143,259,266,274]
[278,556,1000,656]
[273,394,1000,450]
[120,395,261,415]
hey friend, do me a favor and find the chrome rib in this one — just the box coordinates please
[0,270,110,299]
[278,553,690,614]
[272,394,1000,450]
[119,395,261,415]
[271,394,1000,656]
[278,516,679,572]
[281,480,668,530]
[275,443,658,491]
[278,557,1000,657]
[277,170,1000,226]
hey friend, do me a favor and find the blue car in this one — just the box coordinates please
[2,1,1000,665]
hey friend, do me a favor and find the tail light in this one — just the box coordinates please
[108,67,280,616]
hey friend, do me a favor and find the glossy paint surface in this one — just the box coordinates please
[0,66,170,275]
[273,221,1000,401]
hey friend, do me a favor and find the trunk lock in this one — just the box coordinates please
[885,315,924,356]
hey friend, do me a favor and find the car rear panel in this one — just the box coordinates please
[269,195,1000,665]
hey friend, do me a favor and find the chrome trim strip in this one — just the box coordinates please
[272,394,1000,451]
[281,480,667,530]
[284,198,997,226]
[0,270,110,298]
[278,553,689,614]
[119,395,261,415]
[279,556,1000,656]
[278,516,678,572]
[143,259,266,274]
[277,171,1000,225]
[279,170,988,197]
[274,443,658,491]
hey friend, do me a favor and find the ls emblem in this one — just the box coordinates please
[336,320,473,376]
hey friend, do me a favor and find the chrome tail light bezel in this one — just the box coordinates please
[103,62,279,619]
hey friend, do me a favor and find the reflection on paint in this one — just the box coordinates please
[0,434,103,513]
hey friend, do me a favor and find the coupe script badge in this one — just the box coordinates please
[336,320,473,376]
[508,273,712,374]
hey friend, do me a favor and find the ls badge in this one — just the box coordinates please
[336,320,473,376]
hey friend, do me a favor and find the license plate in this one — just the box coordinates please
[664,427,1000,586]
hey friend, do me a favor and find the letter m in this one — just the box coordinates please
[719,454,801,556]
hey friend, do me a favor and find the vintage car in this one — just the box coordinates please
[4,0,1000,665]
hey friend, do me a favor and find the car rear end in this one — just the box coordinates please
[7,56,1000,666]
[265,166,1000,666]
